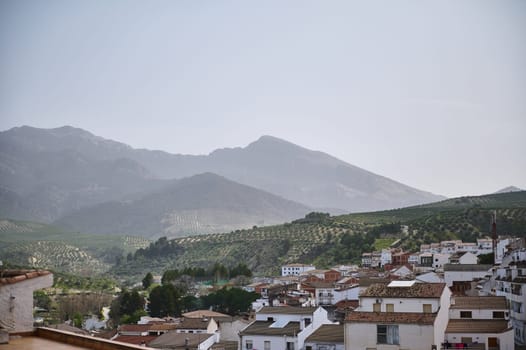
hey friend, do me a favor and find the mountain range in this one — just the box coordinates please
[0,125,446,237]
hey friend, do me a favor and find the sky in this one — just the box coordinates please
[1,0,525,198]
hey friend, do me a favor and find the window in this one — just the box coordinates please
[377,325,399,345]
[460,311,472,318]
[386,304,394,313]
[286,341,295,350]
[245,340,253,350]
[264,340,271,350]
[373,303,381,312]
[493,311,505,319]
[304,318,311,327]
[423,304,432,313]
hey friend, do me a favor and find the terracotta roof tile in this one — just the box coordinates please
[258,306,318,315]
[0,269,52,285]
[114,335,159,345]
[346,312,436,325]
[305,324,344,344]
[446,320,511,334]
[239,321,301,336]
[450,296,507,310]
[360,282,446,298]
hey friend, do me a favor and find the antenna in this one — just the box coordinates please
[492,211,497,265]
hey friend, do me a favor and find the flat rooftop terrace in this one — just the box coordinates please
[2,335,92,350]
[2,328,153,350]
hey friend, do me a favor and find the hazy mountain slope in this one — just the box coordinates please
[494,186,523,194]
[54,173,311,238]
[0,126,444,217]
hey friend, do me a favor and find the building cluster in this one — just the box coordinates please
[1,236,525,350]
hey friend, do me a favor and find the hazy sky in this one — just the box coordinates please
[1,1,525,198]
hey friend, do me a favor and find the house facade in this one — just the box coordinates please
[445,296,514,350]
[239,306,332,350]
[345,281,451,350]
[0,269,53,336]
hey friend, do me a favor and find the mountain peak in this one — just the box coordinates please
[494,186,523,194]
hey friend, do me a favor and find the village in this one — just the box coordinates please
[2,234,525,350]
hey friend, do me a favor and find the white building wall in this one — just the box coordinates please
[433,254,450,269]
[433,287,452,348]
[241,334,289,350]
[444,270,491,287]
[297,307,333,349]
[0,274,53,333]
[346,322,435,350]
[333,287,360,304]
[458,252,478,264]
[359,296,441,313]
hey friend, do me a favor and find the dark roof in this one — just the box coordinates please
[239,321,301,336]
[258,306,318,315]
[0,269,52,285]
[450,296,507,310]
[305,324,344,344]
[346,312,436,325]
[177,318,213,330]
[360,283,446,298]
[119,324,152,333]
[114,335,159,346]
[149,332,214,349]
[211,341,239,350]
[149,323,179,331]
[443,264,492,272]
[446,320,511,334]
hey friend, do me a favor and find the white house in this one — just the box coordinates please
[304,324,344,350]
[345,281,451,350]
[380,249,392,267]
[445,296,514,350]
[432,253,451,270]
[449,251,478,265]
[0,269,53,339]
[239,306,333,350]
[282,264,316,277]
[494,260,526,345]
[444,264,493,294]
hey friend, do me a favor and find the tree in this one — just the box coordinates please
[142,272,154,289]
[109,289,145,324]
[149,284,181,317]
[201,287,259,315]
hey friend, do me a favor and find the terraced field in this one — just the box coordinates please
[0,219,150,275]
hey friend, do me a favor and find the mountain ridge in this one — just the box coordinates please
[0,126,445,225]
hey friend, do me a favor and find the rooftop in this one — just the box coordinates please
[0,335,92,350]
[258,306,318,315]
[148,332,214,348]
[360,282,446,298]
[346,311,437,325]
[182,310,230,319]
[0,269,52,285]
[239,321,301,336]
[443,264,492,272]
[305,324,344,344]
[177,317,213,330]
[446,320,511,334]
[450,296,507,310]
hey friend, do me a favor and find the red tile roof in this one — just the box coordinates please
[114,335,159,345]
[446,320,511,334]
[0,269,52,285]
[360,283,446,298]
[118,324,153,333]
[346,311,437,325]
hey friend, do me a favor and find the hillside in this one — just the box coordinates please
[0,219,149,275]
[111,191,526,280]
[54,173,311,238]
[0,126,445,220]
